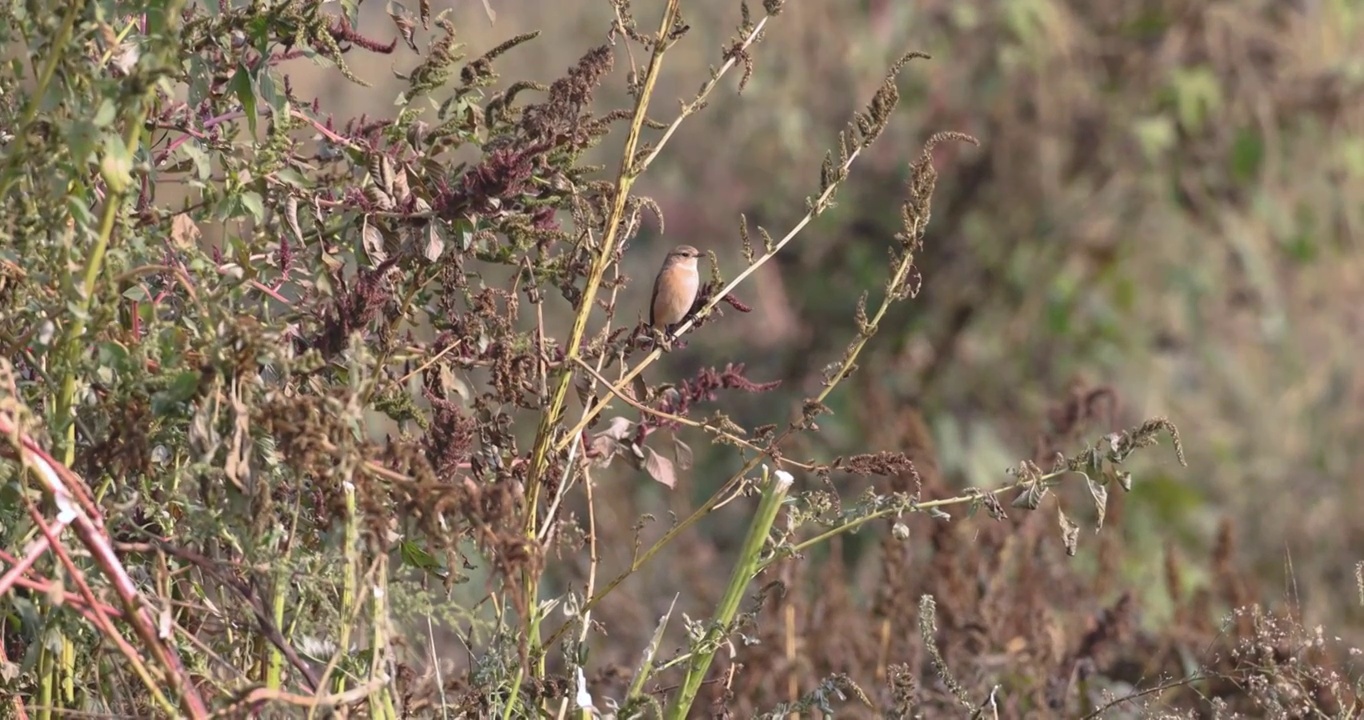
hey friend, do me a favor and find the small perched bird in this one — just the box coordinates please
[649,244,702,333]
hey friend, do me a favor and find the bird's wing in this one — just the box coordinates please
[648,269,663,327]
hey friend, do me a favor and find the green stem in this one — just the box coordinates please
[54,113,148,464]
[521,0,683,525]
[369,557,398,720]
[510,0,683,698]
[666,467,792,719]
[36,637,53,720]
[0,6,79,200]
[264,568,287,689]
[501,664,525,720]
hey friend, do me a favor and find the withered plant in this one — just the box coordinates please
[0,1,1279,718]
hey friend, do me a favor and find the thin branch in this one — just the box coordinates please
[569,355,815,470]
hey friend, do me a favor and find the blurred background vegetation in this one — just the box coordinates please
[298,0,1364,657]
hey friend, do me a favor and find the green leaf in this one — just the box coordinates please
[1132,115,1176,161]
[275,167,309,188]
[187,56,212,106]
[230,63,258,137]
[66,193,96,230]
[122,285,150,301]
[241,191,265,222]
[92,98,117,128]
[65,119,99,166]
[1229,127,1263,183]
[1170,66,1221,133]
[100,134,134,193]
[258,70,288,118]
[180,140,212,180]
[97,342,130,369]
[152,371,202,416]
[399,540,445,575]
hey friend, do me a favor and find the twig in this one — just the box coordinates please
[395,338,466,387]
[213,678,388,718]
[568,355,815,470]
[1079,674,1205,720]
[153,541,322,692]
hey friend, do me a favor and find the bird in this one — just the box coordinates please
[649,244,702,334]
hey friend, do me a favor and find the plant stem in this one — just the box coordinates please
[53,105,148,465]
[665,467,792,719]
[522,0,681,530]
[513,0,683,694]
[0,6,79,200]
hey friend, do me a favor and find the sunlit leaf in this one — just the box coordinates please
[643,446,677,489]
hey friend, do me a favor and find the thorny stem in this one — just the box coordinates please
[53,89,148,466]
[809,206,927,408]
[51,1,190,462]
[542,450,772,651]
[634,15,771,176]
[576,467,602,720]
[544,135,975,652]
[306,474,361,716]
[0,414,209,718]
[527,0,777,531]
[22,498,177,717]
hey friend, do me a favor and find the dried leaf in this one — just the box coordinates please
[588,417,634,468]
[222,381,251,491]
[438,363,469,402]
[1085,474,1108,531]
[423,223,445,262]
[982,492,1007,521]
[283,196,304,244]
[1057,507,1079,557]
[170,212,201,250]
[361,218,386,263]
[630,373,647,405]
[1012,482,1047,509]
[600,416,634,440]
[392,165,411,202]
[672,436,693,470]
[387,0,418,51]
[643,446,676,489]
[573,374,596,411]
